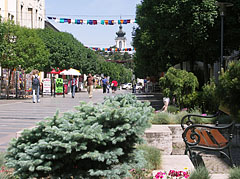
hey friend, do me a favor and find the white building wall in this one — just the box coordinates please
[0,1,4,19]
[115,39,126,49]
[0,0,45,29]
[0,0,17,21]
[16,0,45,29]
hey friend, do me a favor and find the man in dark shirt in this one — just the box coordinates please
[102,76,108,93]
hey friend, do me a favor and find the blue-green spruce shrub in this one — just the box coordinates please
[6,94,153,179]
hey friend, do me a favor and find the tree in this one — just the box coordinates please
[37,29,86,72]
[0,21,49,98]
[133,0,240,82]
[37,28,133,82]
[217,60,240,118]
[0,22,49,72]
[159,67,199,109]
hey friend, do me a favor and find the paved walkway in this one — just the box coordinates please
[0,90,237,178]
[0,89,128,151]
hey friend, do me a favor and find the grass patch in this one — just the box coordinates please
[189,165,210,179]
[137,145,161,170]
[151,109,230,125]
[0,152,15,179]
[229,167,240,179]
[0,152,5,167]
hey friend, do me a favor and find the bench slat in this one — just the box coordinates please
[210,129,228,147]
[200,129,218,147]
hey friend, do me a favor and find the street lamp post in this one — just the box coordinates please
[216,2,233,72]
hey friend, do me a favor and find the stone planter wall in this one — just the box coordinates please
[144,125,172,155]
[144,125,185,155]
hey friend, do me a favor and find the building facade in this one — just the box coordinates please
[0,0,45,29]
[115,25,127,49]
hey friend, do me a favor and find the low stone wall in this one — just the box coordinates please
[144,125,185,155]
[144,125,172,155]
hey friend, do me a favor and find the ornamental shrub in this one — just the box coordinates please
[6,94,154,179]
[201,78,220,114]
[159,67,199,110]
[217,60,240,118]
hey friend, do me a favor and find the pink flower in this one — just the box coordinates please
[130,168,135,172]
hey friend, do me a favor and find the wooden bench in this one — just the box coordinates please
[181,111,235,167]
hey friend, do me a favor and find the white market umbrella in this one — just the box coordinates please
[67,69,81,76]
[60,69,71,75]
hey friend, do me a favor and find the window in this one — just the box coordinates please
[35,10,38,28]
[20,5,23,26]
[28,8,33,28]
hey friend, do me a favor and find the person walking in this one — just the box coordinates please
[132,79,136,93]
[102,76,108,93]
[32,70,40,103]
[70,76,76,98]
[87,73,95,98]
[107,82,110,93]
[111,79,118,93]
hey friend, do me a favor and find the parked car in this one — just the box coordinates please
[122,83,132,90]
[136,83,143,90]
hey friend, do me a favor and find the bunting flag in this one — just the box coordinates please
[47,17,137,25]
[86,47,136,52]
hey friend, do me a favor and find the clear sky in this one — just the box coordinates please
[45,0,142,49]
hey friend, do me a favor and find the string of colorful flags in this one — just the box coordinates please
[47,17,136,25]
[86,47,136,52]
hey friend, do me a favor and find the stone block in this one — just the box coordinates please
[144,125,172,155]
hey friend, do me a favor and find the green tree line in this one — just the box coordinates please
[0,19,132,84]
[133,0,240,83]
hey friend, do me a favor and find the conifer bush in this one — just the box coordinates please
[6,94,153,179]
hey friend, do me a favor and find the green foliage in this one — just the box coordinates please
[133,0,240,82]
[152,110,218,125]
[6,94,153,178]
[37,28,88,72]
[129,168,151,179]
[0,21,49,72]
[0,153,15,179]
[229,167,240,179]
[37,28,132,83]
[189,165,210,179]
[98,60,133,84]
[137,145,161,170]
[0,152,5,167]
[152,112,173,124]
[0,171,15,179]
[167,105,180,114]
[200,78,220,114]
[133,0,218,77]
[217,60,240,118]
[159,67,199,109]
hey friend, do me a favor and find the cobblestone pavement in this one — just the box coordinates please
[0,89,129,151]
